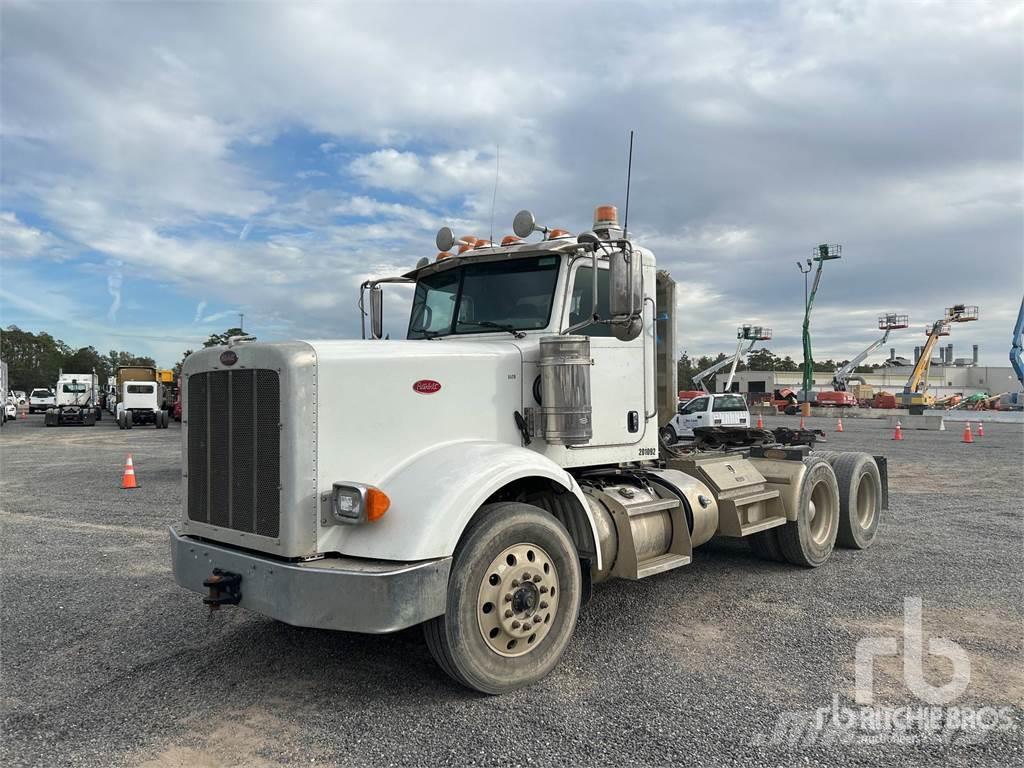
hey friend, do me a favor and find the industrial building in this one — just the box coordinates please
[717,344,1018,400]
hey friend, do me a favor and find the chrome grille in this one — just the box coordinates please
[187,369,280,537]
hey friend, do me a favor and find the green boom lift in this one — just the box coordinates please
[798,244,842,402]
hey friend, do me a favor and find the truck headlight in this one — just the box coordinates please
[331,483,390,524]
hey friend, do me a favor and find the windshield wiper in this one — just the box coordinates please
[457,320,526,339]
[410,327,442,339]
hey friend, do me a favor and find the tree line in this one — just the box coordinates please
[0,325,247,392]
[3,323,880,394]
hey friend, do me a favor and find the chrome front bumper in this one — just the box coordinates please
[169,526,451,634]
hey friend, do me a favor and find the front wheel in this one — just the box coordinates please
[659,424,677,445]
[423,502,582,694]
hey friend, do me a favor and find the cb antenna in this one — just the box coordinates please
[489,144,500,245]
[623,130,634,239]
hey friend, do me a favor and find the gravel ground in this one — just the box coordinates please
[2,412,1022,767]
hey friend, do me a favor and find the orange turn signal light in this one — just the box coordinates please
[436,251,452,261]
[548,228,571,239]
[365,488,390,522]
[501,235,522,246]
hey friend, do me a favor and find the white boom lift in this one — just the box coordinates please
[692,325,773,393]
[831,313,909,391]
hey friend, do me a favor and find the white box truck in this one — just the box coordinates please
[46,371,101,426]
[170,205,889,693]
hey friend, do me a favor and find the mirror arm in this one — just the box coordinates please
[564,246,602,335]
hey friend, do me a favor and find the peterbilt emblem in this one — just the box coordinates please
[413,379,442,394]
[220,350,238,366]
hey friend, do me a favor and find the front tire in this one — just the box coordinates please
[659,425,677,445]
[424,502,582,694]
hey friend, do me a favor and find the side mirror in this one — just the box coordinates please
[513,210,538,238]
[370,286,384,340]
[435,227,455,252]
[608,245,642,341]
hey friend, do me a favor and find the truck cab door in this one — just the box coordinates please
[562,259,646,446]
[677,396,709,436]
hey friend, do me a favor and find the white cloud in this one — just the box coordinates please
[1,1,1020,363]
[106,260,123,322]
[0,211,64,259]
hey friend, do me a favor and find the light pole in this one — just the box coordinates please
[796,259,811,310]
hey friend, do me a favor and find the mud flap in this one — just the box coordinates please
[873,455,889,510]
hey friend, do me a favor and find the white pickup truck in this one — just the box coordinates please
[660,393,750,444]
[29,388,56,413]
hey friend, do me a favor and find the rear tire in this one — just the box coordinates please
[833,453,882,549]
[162,411,170,428]
[812,451,840,465]
[777,457,840,567]
[125,414,133,430]
[423,502,581,694]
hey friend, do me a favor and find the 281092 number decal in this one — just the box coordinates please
[638,447,657,457]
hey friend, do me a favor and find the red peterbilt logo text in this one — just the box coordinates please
[412,379,442,394]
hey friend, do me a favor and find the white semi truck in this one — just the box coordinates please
[171,205,889,693]
[45,371,102,426]
[113,366,169,429]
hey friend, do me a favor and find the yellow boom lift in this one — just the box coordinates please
[898,304,978,414]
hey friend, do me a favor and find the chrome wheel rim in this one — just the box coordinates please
[808,481,837,546]
[856,474,877,529]
[477,543,559,658]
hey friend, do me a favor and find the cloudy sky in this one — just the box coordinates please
[2,0,1021,367]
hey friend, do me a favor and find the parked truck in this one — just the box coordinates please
[113,366,169,429]
[170,205,889,694]
[0,360,8,426]
[45,371,101,426]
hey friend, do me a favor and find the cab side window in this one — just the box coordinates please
[681,397,709,415]
[567,264,613,337]
[712,395,747,412]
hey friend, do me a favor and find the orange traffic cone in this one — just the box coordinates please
[893,421,904,441]
[836,416,844,432]
[977,422,985,437]
[121,454,139,489]
[961,422,974,444]
[756,413,764,429]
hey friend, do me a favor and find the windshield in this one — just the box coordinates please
[408,255,560,339]
[62,383,87,393]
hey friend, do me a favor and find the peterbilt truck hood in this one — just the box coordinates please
[181,338,526,559]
